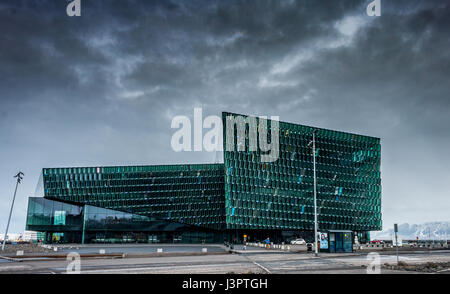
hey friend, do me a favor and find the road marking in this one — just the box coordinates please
[251,260,271,274]
[242,256,271,274]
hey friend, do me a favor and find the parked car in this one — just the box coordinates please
[290,238,306,245]
[402,241,413,247]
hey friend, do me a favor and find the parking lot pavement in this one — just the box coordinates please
[244,250,450,274]
[0,253,262,274]
[1,246,449,274]
[0,252,393,274]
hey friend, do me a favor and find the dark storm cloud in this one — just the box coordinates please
[0,0,449,232]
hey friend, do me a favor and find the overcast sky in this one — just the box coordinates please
[1,0,449,233]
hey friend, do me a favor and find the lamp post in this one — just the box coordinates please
[394,223,399,264]
[2,172,24,251]
[309,130,319,257]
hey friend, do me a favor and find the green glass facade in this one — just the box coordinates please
[42,163,225,230]
[26,198,83,241]
[26,111,381,245]
[26,197,225,244]
[223,112,382,234]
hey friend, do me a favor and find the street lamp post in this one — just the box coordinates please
[394,223,399,264]
[313,131,319,257]
[1,172,24,251]
[308,130,319,257]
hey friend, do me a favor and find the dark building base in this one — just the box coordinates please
[35,229,371,247]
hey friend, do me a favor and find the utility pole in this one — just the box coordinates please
[2,172,24,251]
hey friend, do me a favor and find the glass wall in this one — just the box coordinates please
[26,197,225,244]
[26,197,84,243]
[223,111,382,233]
[42,163,226,230]
[26,197,83,231]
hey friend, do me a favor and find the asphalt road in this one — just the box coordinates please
[1,247,450,274]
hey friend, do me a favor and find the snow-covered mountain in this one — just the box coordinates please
[371,222,450,240]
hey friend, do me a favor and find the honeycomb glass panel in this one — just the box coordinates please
[222,112,382,232]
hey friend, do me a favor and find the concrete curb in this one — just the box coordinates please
[1,251,231,261]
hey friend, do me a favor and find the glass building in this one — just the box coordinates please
[26,112,381,250]
[222,112,381,250]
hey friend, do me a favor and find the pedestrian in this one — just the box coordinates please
[265,237,270,250]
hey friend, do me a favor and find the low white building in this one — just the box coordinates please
[22,231,38,242]
[0,231,38,242]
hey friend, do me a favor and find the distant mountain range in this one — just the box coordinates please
[371,222,450,240]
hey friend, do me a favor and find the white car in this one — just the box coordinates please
[290,238,306,245]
